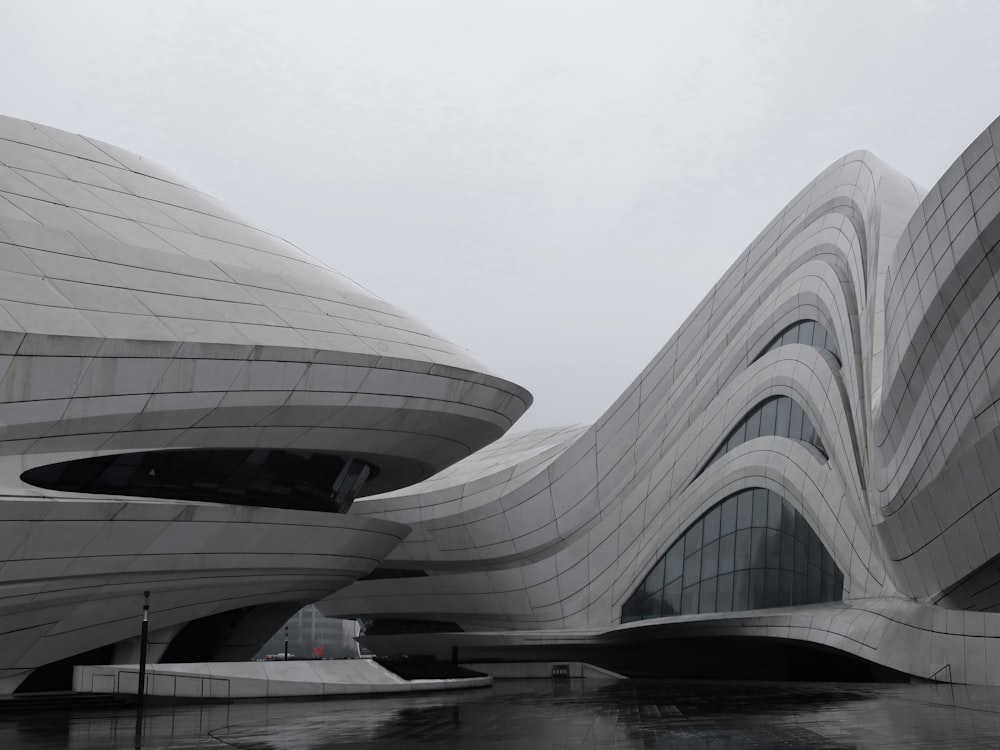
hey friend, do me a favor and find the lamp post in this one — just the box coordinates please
[284,626,289,661]
[134,590,150,749]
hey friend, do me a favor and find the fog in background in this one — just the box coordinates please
[3,1,999,429]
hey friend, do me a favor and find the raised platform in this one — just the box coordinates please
[72,659,491,700]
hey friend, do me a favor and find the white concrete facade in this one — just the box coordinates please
[0,115,529,693]
[318,114,1000,685]
[8,109,1000,689]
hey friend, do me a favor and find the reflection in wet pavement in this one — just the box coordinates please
[3,679,1000,748]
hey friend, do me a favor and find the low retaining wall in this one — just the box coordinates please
[73,659,491,699]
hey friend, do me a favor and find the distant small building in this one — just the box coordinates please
[257,607,360,660]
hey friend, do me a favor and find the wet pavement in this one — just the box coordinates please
[3,679,1000,748]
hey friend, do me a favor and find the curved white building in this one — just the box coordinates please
[0,115,529,693]
[8,110,1000,690]
[318,115,1000,685]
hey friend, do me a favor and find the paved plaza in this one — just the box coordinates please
[3,679,1000,749]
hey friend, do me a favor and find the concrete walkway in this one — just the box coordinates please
[72,659,491,700]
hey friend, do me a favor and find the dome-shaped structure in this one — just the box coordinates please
[0,115,530,693]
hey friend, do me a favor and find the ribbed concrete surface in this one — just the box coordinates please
[323,114,1000,685]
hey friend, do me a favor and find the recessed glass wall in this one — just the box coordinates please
[621,488,844,623]
[20,449,376,513]
[757,319,840,364]
[702,396,826,475]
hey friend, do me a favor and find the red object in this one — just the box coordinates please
[313,646,323,655]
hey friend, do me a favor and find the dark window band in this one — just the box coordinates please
[699,396,827,479]
[756,319,840,365]
[21,449,378,513]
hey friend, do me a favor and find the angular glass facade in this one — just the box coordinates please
[621,487,843,623]
[757,319,840,364]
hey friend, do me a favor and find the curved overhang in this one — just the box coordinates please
[0,495,410,693]
[0,115,532,499]
[0,113,531,691]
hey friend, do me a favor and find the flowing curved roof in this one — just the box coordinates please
[0,115,532,494]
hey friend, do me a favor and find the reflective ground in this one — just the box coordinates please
[3,679,1000,749]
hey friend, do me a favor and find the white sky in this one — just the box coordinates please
[2,1,1000,429]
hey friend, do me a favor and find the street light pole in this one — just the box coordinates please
[284,626,289,661]
[134,590,150,749]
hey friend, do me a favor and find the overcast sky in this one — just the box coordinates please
[2,2,1000,429]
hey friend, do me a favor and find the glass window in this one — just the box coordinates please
[681,584,700,615]
[745,408,761,440]
[643,590,664,618]
[793,571,807,605]
[780,532,795,570]
[775,398,791,442]
[794,539,807,571]
[683,549,701,587]
[644,559,665,596]
[735,527,752,566]
[757,319,840,362]
[822,547,835,577]
[622,591,643,623]
[766,492,782,529]
[718,532,736,574]
[665,544,684,583]
[733,569,750,611]
[685,519,703,555]
[807,564,822,601]
[779,570,793,606]
[700,577,718,613]
[752,490,768,527]
[815,325,828,350]
[789,400,805,441]
[702,540,719,579]
[759,398,778,436]
[98,464,133,487]
[703,505,722,542]
[765,529,781,568]
[750,569,767,609]
[750,527,767,567]
[808,533,822,568]
[737,492,753,528]
[780,502,795,535]
[664,577,682,616]
[23,448,375,514]
[795,512,809,545]
[764,569,781,608]
[716,572,734,613]
[621,488,844,623]
[720,496,738,535]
